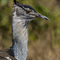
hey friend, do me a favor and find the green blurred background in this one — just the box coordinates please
[0,0,60,60]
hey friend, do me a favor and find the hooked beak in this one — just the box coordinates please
[35,12,49,20]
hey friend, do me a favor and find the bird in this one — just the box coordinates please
[0,0,49,60]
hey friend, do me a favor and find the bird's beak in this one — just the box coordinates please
[35,12,49,20]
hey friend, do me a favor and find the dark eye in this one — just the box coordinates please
[26,11,30,14]
[25,8,32,14]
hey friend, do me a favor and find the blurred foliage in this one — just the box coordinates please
[0,0,60,49]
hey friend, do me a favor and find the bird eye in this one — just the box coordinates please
[25,8,32,14]
[26,11,31,14]
[26,9,31,12]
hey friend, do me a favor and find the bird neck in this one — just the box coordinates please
[11,18,28,60]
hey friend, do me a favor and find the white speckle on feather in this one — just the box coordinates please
[5,57,11,60]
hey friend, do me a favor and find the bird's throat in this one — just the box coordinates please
[12,19,28,60]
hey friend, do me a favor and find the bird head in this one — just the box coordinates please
[13,0,49,21]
